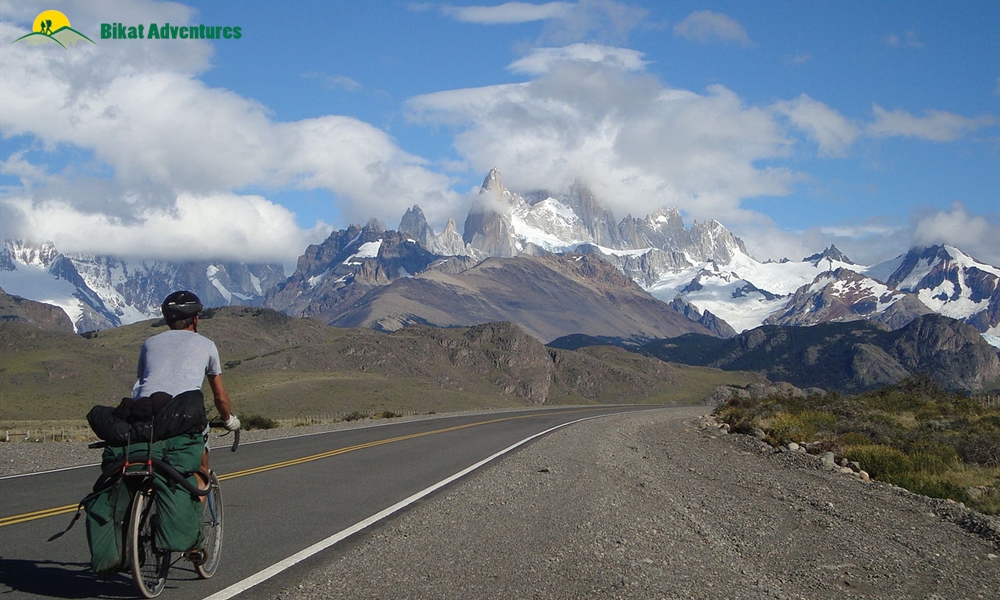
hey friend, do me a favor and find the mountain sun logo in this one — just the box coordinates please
[12,10,95,48]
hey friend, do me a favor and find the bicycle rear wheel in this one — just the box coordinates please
[195,470,224,578]
[128,488,171,598]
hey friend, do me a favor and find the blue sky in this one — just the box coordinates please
[1,0,998,271]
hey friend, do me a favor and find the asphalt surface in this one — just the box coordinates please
[0,406,654,599]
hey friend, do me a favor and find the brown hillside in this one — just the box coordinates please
[330,254,711,343]
[0,307,758,422]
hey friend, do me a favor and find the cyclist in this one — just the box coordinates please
[133,290,241,478]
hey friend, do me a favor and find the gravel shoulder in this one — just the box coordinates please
[268,407,999,600]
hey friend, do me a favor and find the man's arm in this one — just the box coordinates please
[207,373,233,421]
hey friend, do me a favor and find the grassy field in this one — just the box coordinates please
[1,307,762,428]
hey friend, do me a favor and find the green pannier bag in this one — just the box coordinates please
[91,432,206,558]
[82,477,131,574]
[151,433,205,552]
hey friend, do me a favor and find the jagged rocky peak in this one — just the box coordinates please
[618,208,690,251]
[886,244,984,291]
[646,207,686,232]
[478,166,517,206]
[3,239,60,267]
[399,205,435,248]
[688,219,749,264]
[481,166,504,193]
[434,218,468,256]
[464,168,520,256]
[804,244,853,266]
[363,218,386,233]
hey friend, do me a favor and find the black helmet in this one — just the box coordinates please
[161,290,203,322]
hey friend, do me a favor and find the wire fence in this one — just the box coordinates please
[1,410,434,443]
[2,425,93,443]
[273,410,423,428]
[973,394,1000,410]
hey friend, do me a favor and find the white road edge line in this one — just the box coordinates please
[202,413,612,600]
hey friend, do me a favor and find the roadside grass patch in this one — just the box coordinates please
[239,413,279,430]
[713,377,1000,516]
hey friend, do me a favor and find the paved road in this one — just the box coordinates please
[0,405,653,599]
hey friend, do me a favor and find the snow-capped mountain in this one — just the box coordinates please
[873,245,999,332]
[263,221,446,323]
[5,167,998,347]
[414,168,1000,342]
[0,240,285,332]
[763,267,933,330]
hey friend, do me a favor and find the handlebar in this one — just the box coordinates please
[208,421,241,452]
[87,424,240,452]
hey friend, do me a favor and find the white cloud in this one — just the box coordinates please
[408,52,794,225]
[772,94,860,157]
[912,202,999,265]
[0,3,459,261]
[783,53,811,66]
[507,43,647,75]
[673,10,752,46]
[2,192,330,270]
[732,219,909,266]
[751,206,1000,267]
[436,2,575,24]
[430,0,646,45]
[883,31,922,49]
[868,104,996,142]
[302,72,364,92]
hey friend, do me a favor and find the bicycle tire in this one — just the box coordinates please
[195,471,224,579]
[128,488,171,598]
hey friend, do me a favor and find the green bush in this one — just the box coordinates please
[889,473,971,504]
[767,412,814,444]
[372,410,402,419]
[844,444,912,479]
[836,432,871,447]
[240,413,279,430]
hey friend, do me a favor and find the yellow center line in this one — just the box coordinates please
[1,408,600,527]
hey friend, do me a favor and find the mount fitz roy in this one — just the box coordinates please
[2,168,998,350]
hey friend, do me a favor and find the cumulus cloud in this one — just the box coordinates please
[507,43,647,75]
[408,48,793,225]
[673,10,752,46]
[772,94,860,157]
[427,0,646,45]
[1,192,329,270]
[868,104,996,142]
[0,2,459,262]
[912,202,999,265]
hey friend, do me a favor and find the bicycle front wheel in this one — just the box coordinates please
[128,488,171,598]
[195,470,224,579]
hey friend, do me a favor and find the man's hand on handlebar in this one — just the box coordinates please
[223,414,241,432]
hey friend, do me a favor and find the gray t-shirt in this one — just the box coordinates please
[133,329,222,398]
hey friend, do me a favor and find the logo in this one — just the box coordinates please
[12,10,95,48]
[100,22,242,41]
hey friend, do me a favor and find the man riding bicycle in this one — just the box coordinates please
[133,290,241,477]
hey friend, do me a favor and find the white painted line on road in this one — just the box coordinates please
[201,413,611,600]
